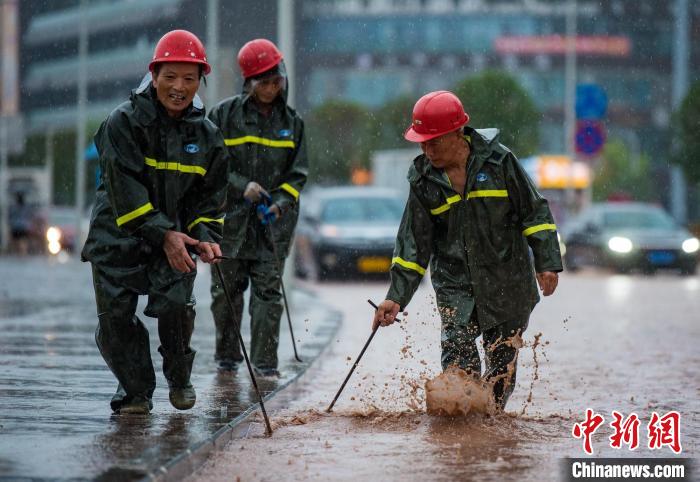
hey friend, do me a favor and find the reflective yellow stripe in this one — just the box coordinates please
[391,257,426,276]
[280,183,299,200]
[187,216,225,232]
[224,136,295,149]
[144,157,206,176]
[522,223,557,236]
[467,190,509,199]
[430,194,462,215]
[116,202,153,227]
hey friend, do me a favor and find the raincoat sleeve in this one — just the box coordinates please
[207,104,250,200]
[504,152,563,273]
[97,112,174,247]
[271,118,308,213]
[181,131,228,244]
[386,187,433,309]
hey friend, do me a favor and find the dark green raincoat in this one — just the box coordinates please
[81,77,228,411]
[207,90,307,259]
[386,127,563,332]
[82,82,228,309]
[207,81,307,370]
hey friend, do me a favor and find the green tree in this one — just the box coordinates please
[452,70,540,156]
[306,100,374,183]
[675,81,700,185]
[370,94,415,150]
[592,139,655,202]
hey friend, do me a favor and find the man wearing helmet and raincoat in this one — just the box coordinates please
[82,30,228,414]
[373,91,562,410]
[208,39,307,377]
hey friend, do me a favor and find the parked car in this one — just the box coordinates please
[562,202,699,275]
[294,186,405,280]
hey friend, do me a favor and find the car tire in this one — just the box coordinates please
[679,264,697,276]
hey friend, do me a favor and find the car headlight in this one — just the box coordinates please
[46,226,62,255]
[682,237,700,254]
[46,226,62,243]
[319,224,339,238]
[608,236,633,253]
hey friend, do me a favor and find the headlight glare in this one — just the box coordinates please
[46,226,62,243]
[682,237,699,254]
[608,236,633,253]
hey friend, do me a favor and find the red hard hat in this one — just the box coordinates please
[404,90,470,142]
[238,39,283,79]
[149,30,211,75]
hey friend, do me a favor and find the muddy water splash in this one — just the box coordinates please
[425,367,496,416]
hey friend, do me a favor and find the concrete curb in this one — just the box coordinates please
[141,299,342,482]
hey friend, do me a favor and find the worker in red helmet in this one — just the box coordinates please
[207,38,307,377]
[81,30,229,414]
[372,91,562,410]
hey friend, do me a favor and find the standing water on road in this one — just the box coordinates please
[191,272,699,481]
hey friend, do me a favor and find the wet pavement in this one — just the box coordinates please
[191,271,699,481]
[0,255,341,481]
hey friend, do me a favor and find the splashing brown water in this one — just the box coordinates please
[425,367,497,416]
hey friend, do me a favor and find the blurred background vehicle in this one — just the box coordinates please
[294,186,404,280]
[43,205,90,256]
[562,202,699,275]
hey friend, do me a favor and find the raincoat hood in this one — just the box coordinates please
[241,59,290,107]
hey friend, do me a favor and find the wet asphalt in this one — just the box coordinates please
[190,270,699,481]
[0,255,341,481]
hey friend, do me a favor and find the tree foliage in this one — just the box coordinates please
[305,100,374,184]
[370,94,415,151]
[592,139,655,202]
[452,70,540,157]
[674,81,700,185]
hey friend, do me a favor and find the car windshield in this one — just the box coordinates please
[321,197,404,224]
[602,209,677,230]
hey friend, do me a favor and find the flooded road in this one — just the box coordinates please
[192,271,699,481]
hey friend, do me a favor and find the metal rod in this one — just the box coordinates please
[326,324,378,413]
[214,260,273,436]
[326,300,401,412]
[266,220,303,362]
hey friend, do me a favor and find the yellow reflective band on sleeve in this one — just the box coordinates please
[430,194,462,215]
[522,223,557,236]
[280,183,299,200]
[187,216,225,232]
[391,257,427,276]
[144,157,206,176]
[224,136,295,149]
[466,190,509,199]
[116,202,154,227]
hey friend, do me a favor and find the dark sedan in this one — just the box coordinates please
[562,202,698,275]
[294,186,404,280]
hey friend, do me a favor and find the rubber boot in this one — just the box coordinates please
[159,347,197,410]
[111,384,152,414]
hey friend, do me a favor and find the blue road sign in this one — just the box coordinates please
[576,83,608,120]
[575,120,606,156]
